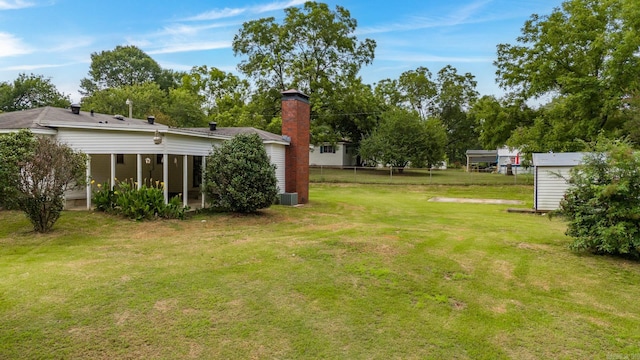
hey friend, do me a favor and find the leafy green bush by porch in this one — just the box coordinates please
[203,133,278,213]
[558,140,640,258]
[92,179,188,220]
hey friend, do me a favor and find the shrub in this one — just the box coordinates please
[12,134,86,233]
[92,179,188,220]
[203,133,278,213]
[558,139,640,258]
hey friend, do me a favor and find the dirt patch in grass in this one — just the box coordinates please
[429,197,524,205]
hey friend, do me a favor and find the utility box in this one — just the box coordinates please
[280,192,298,206]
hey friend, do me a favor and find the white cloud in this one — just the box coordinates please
[379,53,492,63]
[45,36,94,53]
[357,0,497,35]
[1,62,75,71]
[0,32,32,57]
[183,0,305,21]
[183,7,245,21]
[0,0,34,10]
[147,41,231,55]
[251,0,306,14]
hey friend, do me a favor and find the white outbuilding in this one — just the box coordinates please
[532,152,586,211]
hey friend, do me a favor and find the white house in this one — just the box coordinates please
[0,90,312,209]
[0,106,289,209]
[532,152,585,211]
[497,147,532,175]
[309,141,358,167]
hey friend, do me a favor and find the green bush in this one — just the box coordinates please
[92,179,188,220]
[203,133,278,213]
[2,133,87,233]
[558,140,640,258]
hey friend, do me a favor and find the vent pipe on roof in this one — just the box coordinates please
[209,122,217,131]
[70,104,81,115]
[147,115,155,125]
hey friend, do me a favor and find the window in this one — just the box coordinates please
[156,154,163,165]
[116,154,124,164]
[320,145,335,154]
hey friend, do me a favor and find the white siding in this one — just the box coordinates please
[165,134,220,156]
[309,142,354,166]
[265,143,286,193]
[535,166,573,211]
[56,128,166,154]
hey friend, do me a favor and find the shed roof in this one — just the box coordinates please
[466,149,498,156]
[532,152,586,167]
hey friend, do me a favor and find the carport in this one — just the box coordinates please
[465,150,498,172]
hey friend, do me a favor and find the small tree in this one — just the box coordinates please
[203,133,278,213]
[14,135,87,232]
[359,108,447,171]
[558,139,640,258]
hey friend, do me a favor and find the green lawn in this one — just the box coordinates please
[310,167,534,185]
[1,184,639,359]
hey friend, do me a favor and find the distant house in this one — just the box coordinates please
[496,147,531,174]
[309,141,358,167]
[532,152,585,211]
[0,90,312,208]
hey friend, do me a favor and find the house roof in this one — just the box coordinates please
[0,106,167,132]
[0,106,288,145]
[180,127,288,144]
[532,152,586,167]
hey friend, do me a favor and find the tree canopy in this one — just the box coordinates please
[495,0,640,150]
[0,73,70,112]
[233,1,375,96]
[80,45,172,96]
[359,108,447,170]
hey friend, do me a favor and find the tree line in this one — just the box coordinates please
[2,0,640,168]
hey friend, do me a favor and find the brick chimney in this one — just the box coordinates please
[281,89,310,204]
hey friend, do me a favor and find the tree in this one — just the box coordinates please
[203,134,278,213]
[81,83,167,118]
[80,45,164,96]
[558,138,640,258]
[359,108,447,171]
[0,130,36,209]
[3,133,87,232]
[0,73,70,112]
[315,79,383,148]
[233,2,375,96]
[495,0,640,149]
[180,65,250,116]
[435,65,479,163]
[470,96,538,151]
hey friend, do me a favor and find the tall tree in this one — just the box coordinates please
[232,1,376,113]
[495,0,640,149]
[81,83,167,120]
[80,45,164,96]
[469,95,537,150]
[0,73,70,112]
[180,65,250,116]
[435,65,479,162]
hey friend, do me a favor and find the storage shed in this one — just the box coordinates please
[532,152,585,211]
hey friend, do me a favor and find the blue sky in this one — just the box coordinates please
[0,0,562,103]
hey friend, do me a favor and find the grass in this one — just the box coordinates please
[310,167,534,185]
[1,183,639,359]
